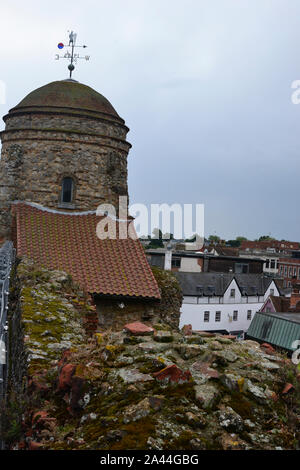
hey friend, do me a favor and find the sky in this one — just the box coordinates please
[0,0,300,241]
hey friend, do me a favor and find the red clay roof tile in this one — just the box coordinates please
[12,203,160,300]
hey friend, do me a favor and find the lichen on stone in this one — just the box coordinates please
[3,258,300,451]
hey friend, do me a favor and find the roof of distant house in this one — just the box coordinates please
[11,202,160,299]
[264,295,291,313]
[146,249,264,263]
[213,245,239,257]
[247,311,300,351]
[240,240,299,252]
[174,272,282,297]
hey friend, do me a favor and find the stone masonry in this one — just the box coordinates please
[0,80,131,235]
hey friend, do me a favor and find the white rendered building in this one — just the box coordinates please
[175,272,282,337]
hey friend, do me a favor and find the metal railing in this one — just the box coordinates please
[0,241,15,401]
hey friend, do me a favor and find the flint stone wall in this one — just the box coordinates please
[95,267,182,331]
[95,298,161,330]
[0,111,131,235]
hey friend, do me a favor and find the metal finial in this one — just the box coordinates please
[55,31,90,79]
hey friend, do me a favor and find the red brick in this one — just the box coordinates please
[282,383,295,394]
[182,324,193,336]
[124,321,154,336]
[58,364,76,391]
[153,365,192,384]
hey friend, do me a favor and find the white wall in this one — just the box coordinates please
[223,279,241,303]
[179,301,261,333]
[264,280,279,299]
[179,279,281,333]
[179,257,201,272]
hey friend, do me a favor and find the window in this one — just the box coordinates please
[265,259,270,269]
[233,310,238,321]
[171,258,181,268]
[215,311,221,322]
[289,267,293,278]
[284,266,287,276]
[61,177,74,203]
[247,310,252,320]
[196,285,203,295]
[270,288,274,296]
[235,263,249,274]
[279,266,283,276]
[270,259,276,269]
[230,289,235,298]
[298,268,300,280]
[204,311,210,322]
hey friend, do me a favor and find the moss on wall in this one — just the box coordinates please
[151,266,182,329]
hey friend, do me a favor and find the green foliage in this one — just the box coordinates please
[0,393,26,444]
[227,240,241,247]
[258,235,275,241]
[208,235,220,243]
[147,239,164,249]
[236,236,248,242]
[147,228,164,248]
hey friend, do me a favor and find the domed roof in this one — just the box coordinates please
[9,79,121,120]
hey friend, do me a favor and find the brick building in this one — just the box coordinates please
[240,240,299,253]
[278,256,300,287]
[239,240,300,277]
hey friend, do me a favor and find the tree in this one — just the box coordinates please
[227,239,241,247]
[147,228,164,249]
[208,235,221,244]
[258,235,275,241]
[236,236,248,242]
[227,236,248,247]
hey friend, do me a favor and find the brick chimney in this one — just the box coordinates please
[290,277,300,310]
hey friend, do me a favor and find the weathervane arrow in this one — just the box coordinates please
[55,31,90,79]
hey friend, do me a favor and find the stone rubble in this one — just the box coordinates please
[3,259,300,451]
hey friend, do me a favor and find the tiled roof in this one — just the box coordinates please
[214,246,239,257]
[174,272,275,297]
[12,202,160,299]
[269,295,290,313]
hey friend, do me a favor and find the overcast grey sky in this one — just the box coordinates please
[0,0,300,241]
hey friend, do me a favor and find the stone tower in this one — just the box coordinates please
[0,79,131,235]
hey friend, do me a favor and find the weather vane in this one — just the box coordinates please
[55,31,90,79]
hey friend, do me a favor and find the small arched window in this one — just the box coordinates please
[61,177,74,203]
